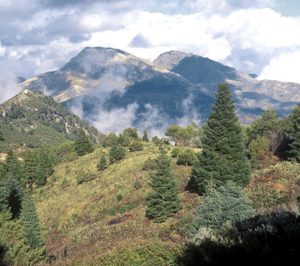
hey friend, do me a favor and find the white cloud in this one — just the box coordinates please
[259,50,300,83]
[91,103,139,134]
[1,0,300,99]
[0,67,21,104]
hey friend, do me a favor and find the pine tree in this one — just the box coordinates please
[34,164,47,187]
[36,146,54,177]
[23,151,37,187]
[145,150,180,223]
[74,130,94,156]
[289,105,300,162]
[143,130,149,142]
[97,155,107,171]
[5,151,23,182]
[191,83,250,193]
[21,192,44,248]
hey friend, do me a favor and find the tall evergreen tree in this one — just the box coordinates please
[74,130,94,156]
[21,192,44,248]
[145,150,180,223]
[143,130,149,142]
[288,105,300,162]
[34,164,47,187]
[5,151,23,182]
[191,83,250,193]
[23,151,37,187]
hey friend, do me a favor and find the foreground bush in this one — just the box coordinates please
[178,211,300,266]
[87,242,179,266]
[190,182,255,234]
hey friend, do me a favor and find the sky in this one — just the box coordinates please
[1,0,300,98]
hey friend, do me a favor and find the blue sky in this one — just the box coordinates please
[274,0,300,16]
[1,0,300,103]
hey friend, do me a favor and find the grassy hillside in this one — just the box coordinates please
[0,90,103,152]
[34,143,199,265]
[32,142,300,265]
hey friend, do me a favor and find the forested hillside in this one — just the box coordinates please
[0,90,103,152]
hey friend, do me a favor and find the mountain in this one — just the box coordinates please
[22,47,300,132]
[23,47,213,133]
[154,51,300,123]
[0,89,102,152]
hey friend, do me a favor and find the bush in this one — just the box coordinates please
[248,136,272,168]
[93,242,179,266]
[119,204,133,214]
[151,136,161,145]
[142,158,157,171]
[116,194,123,202]
[97,155,107,171]
[129,140,143,152]
[74,131,94,156]
[178,212,300,266]
[109,145,126,163]
[76,171,97,185]
[171,147,181,158]
[103,133,119,147]
[133,180,142,190]
[176,148,197,166]
[190,182,255,234]
[0,219,47,265]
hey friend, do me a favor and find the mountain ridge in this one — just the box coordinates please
[0,89,103,151]
[21,47,300,132]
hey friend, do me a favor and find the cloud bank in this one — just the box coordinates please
[1,1,300,94]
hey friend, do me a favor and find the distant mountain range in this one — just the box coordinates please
[21,47,300,133]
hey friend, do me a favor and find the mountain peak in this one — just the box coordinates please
[153,50,193,70]
[62,46,136,73]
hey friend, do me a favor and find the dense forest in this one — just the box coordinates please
[0,83,299,265]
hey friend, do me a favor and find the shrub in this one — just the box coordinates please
[129,140,143,152]
[76,171,96,185]
[190,182,255,234]
[133,180,142,190]
[179,212,300,266]
[97,155,107,171]
[248,136,272,168]
[142,158,157,171]
[176,148,197,166]
[171,147,181,158]
[116,194,123,202]
[108,208,117,216]
[109,145,126,163]
[119,204,133,214]
[74,131,94,156]
[151,136,161,145]
[93,242,179,266]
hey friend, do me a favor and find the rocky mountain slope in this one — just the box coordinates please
[154,51,300,123]
[0,89,102,152]
[22,47,300,131]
